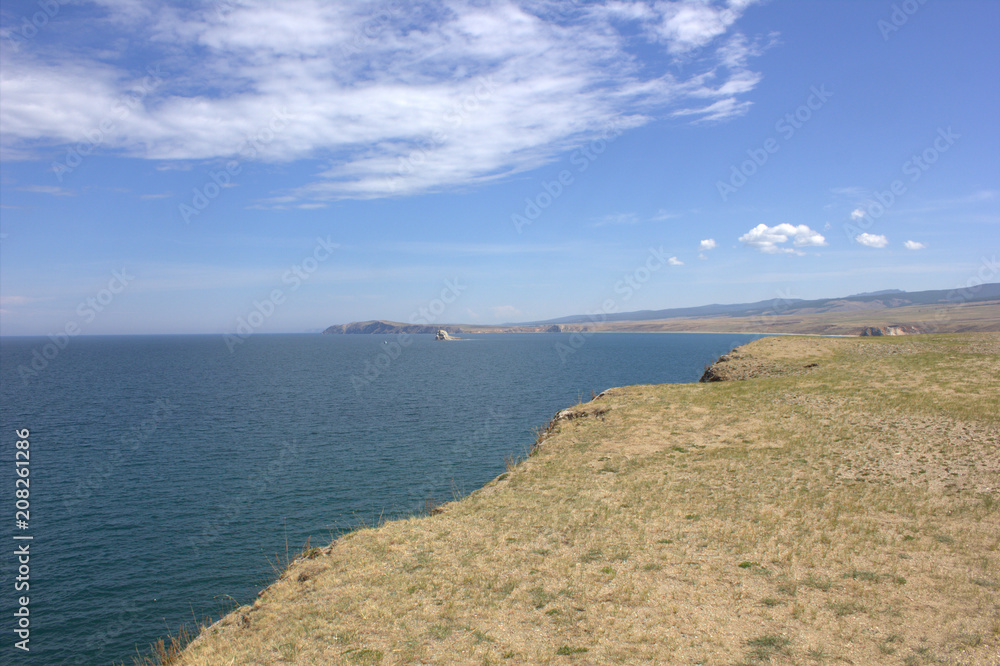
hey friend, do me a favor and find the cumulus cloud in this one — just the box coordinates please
[0,0,766,201]
[903,240,926,250]
[738,223,827,255]
[698,238,717,251]
[668,256,684,266]
[850,208,866,220]
[855,233,888,248]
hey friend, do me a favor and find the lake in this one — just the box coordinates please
[0,331,759,664]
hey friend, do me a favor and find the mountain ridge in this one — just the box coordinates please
[323,283,1000,335]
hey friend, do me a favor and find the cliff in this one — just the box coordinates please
[860,324,923,336]
[173,334,1000,665]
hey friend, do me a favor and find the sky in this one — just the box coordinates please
[1,0,998,336]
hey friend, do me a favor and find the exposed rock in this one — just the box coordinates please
[699,363,725,383]
[699,346,795,382]
[860,325,922,336]
[436,329,458,341]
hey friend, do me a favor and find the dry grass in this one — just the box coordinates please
[171,333,1000,665]
[577,299,1000,335]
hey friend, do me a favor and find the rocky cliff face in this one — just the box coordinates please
[859,325,922,336]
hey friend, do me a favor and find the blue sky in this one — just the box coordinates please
[1,0,998,335]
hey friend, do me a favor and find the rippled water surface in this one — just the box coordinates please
[0,332,759,664]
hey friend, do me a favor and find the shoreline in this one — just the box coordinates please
[172,333,1000,665]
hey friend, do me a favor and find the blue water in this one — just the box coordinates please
[0,332,757,664]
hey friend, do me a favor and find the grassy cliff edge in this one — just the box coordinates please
[174,334,999,665]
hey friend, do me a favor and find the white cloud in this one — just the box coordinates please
[738,223,827,255]
[698,238,717,251]
[668,256,684,266]
[855,233,888,248]
[18,185,75,196]
[850,208,865,220]
[650,209,680,221]
[492,305,521,320]
[903,240,926,250]
[0,0,767,201]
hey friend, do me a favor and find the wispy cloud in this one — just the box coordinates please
[492,304,521,321]
[387,241,568,256]
[18,185,75,196]
[650,209,681,221]
[591,212,640,227]
[903,240,926,250]
[1,1,766,201]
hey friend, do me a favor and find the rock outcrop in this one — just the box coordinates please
[860,325,922,336]
[435,330,457,341]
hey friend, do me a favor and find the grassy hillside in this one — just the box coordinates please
[170,334,999,665]
[577,300,1000,336]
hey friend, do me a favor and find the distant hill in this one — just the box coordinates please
[322,283,1000,336]
[847,289,905,297]
[526,283,1000,325]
